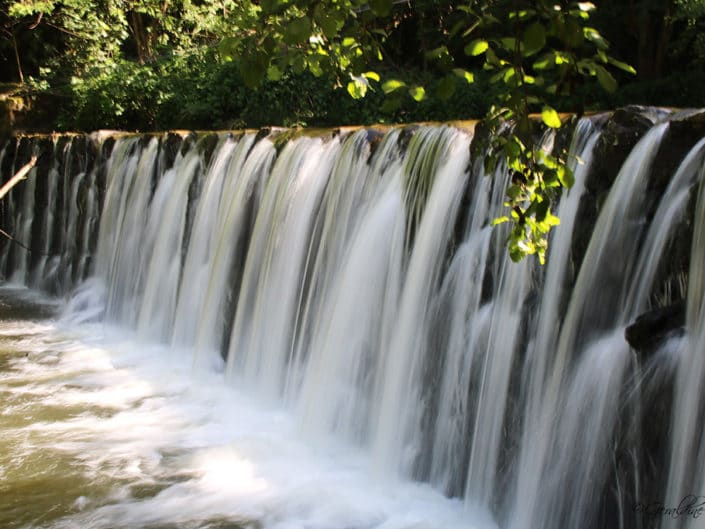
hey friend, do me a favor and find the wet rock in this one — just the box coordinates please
[161,132,185,171]
[571,107,655,275]
[648,109,705,204]
[625,300,686,358]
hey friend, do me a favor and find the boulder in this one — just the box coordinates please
[625,300,686,357]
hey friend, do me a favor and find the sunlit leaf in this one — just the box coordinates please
[533,52,555,70]
[503,67,516,83]
[546,213,561,226]
[347,76,368,99]
[408,85,426,101]
[608,57,636,74]
[382,79,406,93]
[541,106,562,128]
[583,27,609,50]
[464,39,489,56]
[452,68,474,83]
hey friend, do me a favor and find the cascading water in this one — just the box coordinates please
[1,110,705,529]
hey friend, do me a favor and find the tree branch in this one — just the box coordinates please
[28,12,43,30]
[0,156,37,202]
[12,34,24,84]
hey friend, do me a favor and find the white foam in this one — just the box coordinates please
[1,298,490,529]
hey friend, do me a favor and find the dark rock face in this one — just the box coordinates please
[625,301,686,357]
[570,108,655,274]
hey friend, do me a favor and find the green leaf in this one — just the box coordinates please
[583,27,609,50]
[485,47,500,66]
[492,216,509,226]
[308,57,323,77]
[522,22,546,56]
[464,39,489,56]
[563,17,584,47]
[315,12,340,39]
[607,57,636,75]
[425,46,449,59]
[533,52,555,70]
[362,71,380,82]
[267,65,282,81]
[452,68,475,83]
[546,213,561,226]
[594,64,617,93]
[347,77,368,99]
[382,79,406,93]
[541,106,562,128]
[500,37,517,51]
[436,75,456,100]
[506,184,523,200]
[291,54,306,74]
[503,67,516,84]
[284,16,312,45]
[510,245,526,262]
[544,169,560,187]
[557,165,575,188]
[508,9,537,20]
[408,85,426,101]
[218,37,239,61]
[534,199,549,222]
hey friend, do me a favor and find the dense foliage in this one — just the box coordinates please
[3,0,705,131]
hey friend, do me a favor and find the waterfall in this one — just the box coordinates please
[663,147,705,529]
[2,109,705,529]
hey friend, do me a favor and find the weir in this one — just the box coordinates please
[1,108,705,529]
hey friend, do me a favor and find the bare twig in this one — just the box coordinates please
[0,156,37,202]
[0,157,45,254]
[28,12,44,30]
[0,226,43,254]
[12,34,24,84]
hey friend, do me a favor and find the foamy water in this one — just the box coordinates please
[0,286,489,529]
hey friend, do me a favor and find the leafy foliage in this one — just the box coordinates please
[0,0,654,262]
[459,1,635,263]
[215,0,634,262]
